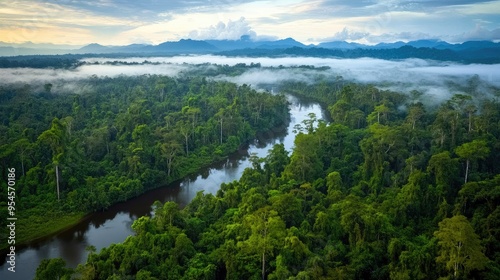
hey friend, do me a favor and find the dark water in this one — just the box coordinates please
[0,94,327,280]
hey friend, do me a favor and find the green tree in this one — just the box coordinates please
[283,133,323,182]
[38,118,67,201]
[455,140,490,184]
[240,207,286,280]
[160,139,182,177]
[12,138,32,177]
[427,151,459,201]
[434,215,488,278]
[35,258,73,280]
[173,233,196,266]
[405,103,425,130]
[177,120,192,156]
[367,103,391,124]
[264,143,289,178]
[326,171,343,194]
[44,83,53,93]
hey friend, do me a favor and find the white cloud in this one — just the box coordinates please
[0,1,141,44]
[188,17,257,40]
[313,24,500,44]
[446,25,500,42]
[365,31,437,43]
[456,0,500,14]
[0,64,187,87]
[2,0,500,45]
[314,27,435,44]
[327,27,370,41]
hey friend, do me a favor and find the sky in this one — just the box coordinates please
[0,0,499,46]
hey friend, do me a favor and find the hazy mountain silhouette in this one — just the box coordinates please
[0,37,498,63]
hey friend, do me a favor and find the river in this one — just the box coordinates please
[0,94,327,280]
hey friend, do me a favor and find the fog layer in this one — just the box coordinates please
[1,55,499,103]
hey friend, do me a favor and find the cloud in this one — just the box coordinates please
[0,0,140,44]
[396,0,497,9]
[0,1,136,28]
[219,68,316,85]
[188,17,257,40]
[43,0,256,19]
[314,24,500,44]
[315,27,435,44]
[365,31,437,43]
[327,27,370,41]
[454,0,500,14]
[0,63,187,88]
[447,25,500,42]
[2,0,500,45]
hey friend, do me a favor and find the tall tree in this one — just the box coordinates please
[177,120,192,156]
[38,118,67,200]
[283,133,323,182]
[434,215,488,278]
[264,143,289,178]
[160,139,182,177]
[240,207,286,280]
[455,140,490,184]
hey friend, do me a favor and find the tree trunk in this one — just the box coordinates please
[220,118,223,144]
[468,112,472,133]
[465,159,469,184]
[56,165,60,201]
[167,153,175,177]
[262,214,268,280]
[261,252,266,280]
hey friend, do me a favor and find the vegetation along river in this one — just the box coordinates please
[0,94,328,280]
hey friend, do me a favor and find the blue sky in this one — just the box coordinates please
[1,0,499,45]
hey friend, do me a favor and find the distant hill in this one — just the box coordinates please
[405,39,451,49]
[451,40,499,51]
[256,38,306,49]
[152,39,217,53]
[218,45,500,63]
[372,41,407,49]
[317,41,365,49]
[0,37,499,64]
[78,43,110,54]
[205,36,305,51]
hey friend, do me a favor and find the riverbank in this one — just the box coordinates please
[0,158,226,252]
[0,121,289,253]
[0,211,84,252]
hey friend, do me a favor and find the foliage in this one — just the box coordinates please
[434,215,488,279]
[0,70,289,249]
[26,71,500,279]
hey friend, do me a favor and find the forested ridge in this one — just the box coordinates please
[0,74,289,249]
[32,76,500,279]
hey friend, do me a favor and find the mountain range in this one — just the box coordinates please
[0,37,499,63]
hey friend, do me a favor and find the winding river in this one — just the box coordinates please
[0,94,327,280]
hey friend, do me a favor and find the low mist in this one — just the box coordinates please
[1,55,499,104]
